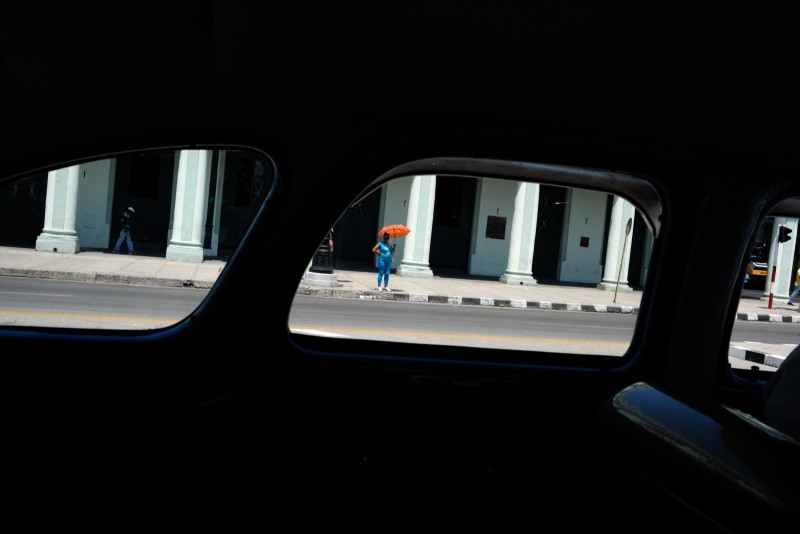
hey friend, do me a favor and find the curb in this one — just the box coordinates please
[393,292,638,314]
[736,312,800,323]
[729,345,786,369]
[0,267,214,289]
[297,286,638,314]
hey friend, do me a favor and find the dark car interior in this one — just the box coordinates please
[2,3,799,529]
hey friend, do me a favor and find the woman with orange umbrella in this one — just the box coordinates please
[371,225,410,292]
[372,232,396,292]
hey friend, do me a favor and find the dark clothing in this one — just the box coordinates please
[117,210,132,230]
[113,209,136,254]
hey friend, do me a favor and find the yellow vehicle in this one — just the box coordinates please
[746,242,769,287]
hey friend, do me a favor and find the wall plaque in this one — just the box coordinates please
[486,215,507,239]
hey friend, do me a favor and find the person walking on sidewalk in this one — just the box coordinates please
[788,267,800,305]
[372,232,395,291]
[112,206,137,255]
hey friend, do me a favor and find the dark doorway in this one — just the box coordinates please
[627,210,647,288]
[532,185,567,281]
[429,177,476,271]
[217,151,275,259]
[0,174,47,247]
[332,189,381,269]
[110,152,175,255]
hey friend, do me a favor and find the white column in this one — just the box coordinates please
[598,196,635,292]
[396,175,436,278]
[166,150,211,263]
[763,217,799,300]
[781,218,800,298]
[500,182,539,285]
[35,165,81,254]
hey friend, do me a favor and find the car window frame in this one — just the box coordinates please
[288,156,665,374]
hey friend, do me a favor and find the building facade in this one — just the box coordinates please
[3,149,271,262]
[9,154,797,298]
[333,175,653,292]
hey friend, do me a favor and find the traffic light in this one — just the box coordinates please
[779,225,793,243]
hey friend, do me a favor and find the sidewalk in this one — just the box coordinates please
[0,246,796,367]
[0,246,224,289]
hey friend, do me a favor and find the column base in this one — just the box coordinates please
[597,281,633,292]
[396,262,434,278]
[166,243,204,263]
[499,273,537,286]
[35,232,80,254]
[304,271,339,287]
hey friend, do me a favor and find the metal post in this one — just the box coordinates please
[309,230,334,274]
[614,217,633,303]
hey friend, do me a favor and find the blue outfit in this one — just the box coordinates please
[376,241,393,287]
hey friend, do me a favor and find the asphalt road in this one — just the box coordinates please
[0,276,207,329]
[291,293,636,355]
[0,277,788,373]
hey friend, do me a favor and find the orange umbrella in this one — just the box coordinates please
[378,224,411,239]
